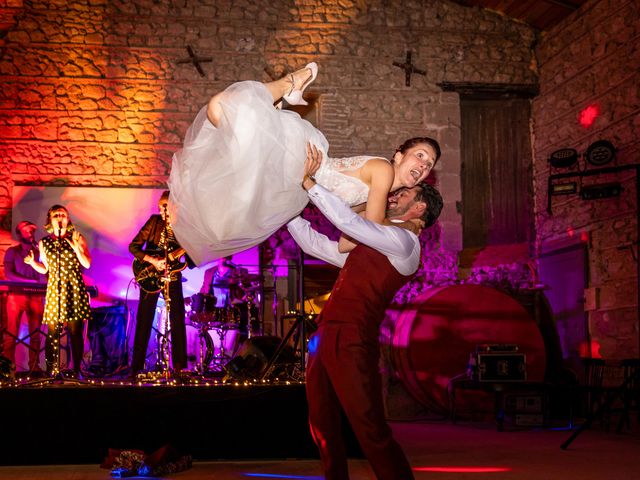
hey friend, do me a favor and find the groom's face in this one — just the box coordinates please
[386,187,419,219]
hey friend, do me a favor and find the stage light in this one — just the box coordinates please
[549,182,578,196]
[307,334,319,354]
[580,182,622,200]
[585,140,615,166]
[548,148,578,169]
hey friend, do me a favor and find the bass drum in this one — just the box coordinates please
[389,284,546,416]
[186,324,240,370]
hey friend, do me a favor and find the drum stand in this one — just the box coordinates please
[260,247,311,382]
[193,323,214,374]
[260,313,315,382]
[245,296,261,338]
[209,325,235,373]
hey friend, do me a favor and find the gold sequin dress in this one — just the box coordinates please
[41,235,91,325]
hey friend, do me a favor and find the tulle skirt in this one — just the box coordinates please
[168,81,329,265]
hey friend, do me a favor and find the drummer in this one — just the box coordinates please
[199,255,246,310]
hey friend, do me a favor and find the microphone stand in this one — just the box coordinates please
[52,234,63,379]
[156,208,172,380]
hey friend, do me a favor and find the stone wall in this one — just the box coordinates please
[532,0,640,359]
[0,0,538,267]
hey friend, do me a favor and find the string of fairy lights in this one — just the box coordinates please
[0,375,305,389]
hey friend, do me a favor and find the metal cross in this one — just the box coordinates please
[177,46,212,77]
[392,51,426,87]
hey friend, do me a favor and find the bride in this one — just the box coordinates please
[168,62,440,265]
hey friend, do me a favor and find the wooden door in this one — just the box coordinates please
[461,97,533,248]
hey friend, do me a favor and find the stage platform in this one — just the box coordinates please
[0,380,331,466]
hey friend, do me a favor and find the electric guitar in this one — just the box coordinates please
[132,246,187,293]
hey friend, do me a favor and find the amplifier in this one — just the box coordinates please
[476,343,519,353]
[472,352,527,382]
[503,392,548,428]
[505,393,544,413]
[506,413,545,427]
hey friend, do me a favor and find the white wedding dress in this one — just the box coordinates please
[168,81,383,265]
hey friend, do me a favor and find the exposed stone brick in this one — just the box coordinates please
[533,0,640,359]
[0,0,543,302]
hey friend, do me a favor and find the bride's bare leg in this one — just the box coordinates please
[206,91,225,127]
[206,68,312,126]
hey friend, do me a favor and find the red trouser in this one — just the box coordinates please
[2,294,44,369]
[306,323,414,480]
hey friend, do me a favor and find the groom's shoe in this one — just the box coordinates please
[283,62,318,106]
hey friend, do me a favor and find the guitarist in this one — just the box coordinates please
[129,190,189,379]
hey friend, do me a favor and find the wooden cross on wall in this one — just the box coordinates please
[177,46,212,77]
[392,51,426,87]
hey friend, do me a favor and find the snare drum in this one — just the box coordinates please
[211,306,240,328]
[189,293,219,325]
[190,293,217,314]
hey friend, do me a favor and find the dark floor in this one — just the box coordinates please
[0,419,638,479]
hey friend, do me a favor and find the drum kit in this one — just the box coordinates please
[184,271,262,374]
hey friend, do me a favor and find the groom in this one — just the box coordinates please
[287,148,443,480]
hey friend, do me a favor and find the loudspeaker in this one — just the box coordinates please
[88,305,128,376]
[224,336,295,380]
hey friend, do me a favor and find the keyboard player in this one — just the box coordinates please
[2,221,46,373]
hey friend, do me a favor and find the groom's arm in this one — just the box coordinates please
[304,183,417,260]
[286,216,348,269]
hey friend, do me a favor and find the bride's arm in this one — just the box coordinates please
[362,159,394,224]
[337,160,392,252]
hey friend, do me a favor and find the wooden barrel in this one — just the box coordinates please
[389,284,546,415]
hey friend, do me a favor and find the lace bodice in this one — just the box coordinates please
[315,155,388,207]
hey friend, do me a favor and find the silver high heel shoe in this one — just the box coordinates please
[282,62,318,106]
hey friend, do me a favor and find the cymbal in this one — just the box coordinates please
[212,280,239,288]
[240,273,261,283]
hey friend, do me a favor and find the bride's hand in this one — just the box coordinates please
[304,142,322,179]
